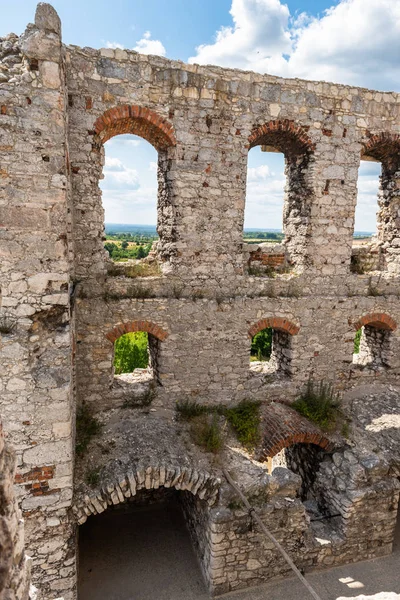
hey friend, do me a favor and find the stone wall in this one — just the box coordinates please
[0,2,400,599]
[0,423,30,600]
[0,5,74,598]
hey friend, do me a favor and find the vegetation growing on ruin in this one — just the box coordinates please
[0,312,17,334]
[224,400,261,450]
[292,380,342,432]
[76,405,102,456]
[176,399,261,451]
[85,467,101,487]
[190,413,223,454]
[114,332,149,374]
[175,399,209,420]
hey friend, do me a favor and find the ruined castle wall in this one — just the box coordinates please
[65,45,400,282]
[0,423,30,600]
[1,3,400,599]
[0,6,75,599]
[75,292,400,411]
[64,45,400,410]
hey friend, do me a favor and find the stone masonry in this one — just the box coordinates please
[0,422,30,600]
[0,3,400,599]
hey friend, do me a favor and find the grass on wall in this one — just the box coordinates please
[224,400,261,450]
[292,380,341,432]
[176,399,261,452]
[76,405,102,456]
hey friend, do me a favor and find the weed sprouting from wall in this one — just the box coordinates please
[76,405,102,456]
[292,380,341,432]
[190,413,224,454]
[85,467,101,487]
[225,400,261,451]
[176,399,261,451]
[0,312,17,334]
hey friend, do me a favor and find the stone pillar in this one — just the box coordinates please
[0,4,75,598]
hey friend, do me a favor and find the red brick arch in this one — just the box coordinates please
[248,119,315,155]
[362,132,400,163]
[258,403,336,461]
[353,312,397,332]
[94,105,176,150]
[106,320,169,343]
[248,317,300,338]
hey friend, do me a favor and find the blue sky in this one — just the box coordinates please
[2,0,397,231]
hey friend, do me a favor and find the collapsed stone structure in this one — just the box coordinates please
[0,3,399,599]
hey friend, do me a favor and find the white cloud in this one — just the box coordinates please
[104,156,125,172]
[149,161,158,172]
[106,135,141,148]
[354,161,380,231]
[247,164,272,181]
[134,31,166,57]
[104,32,166,57]
[106,41,124,49]
[101,157,140,190]
[189,0,400,91]
[102,188,158,224]
[189,0,291,74]
[288,0,400,90]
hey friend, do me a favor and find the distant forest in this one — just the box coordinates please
[105,223,373,242]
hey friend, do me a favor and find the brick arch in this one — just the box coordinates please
[94,105,176,150]
[362,132,400,164]
[248,119,315,156]
[248,317,300,339]
[353,312,397,332]
[72,464,221,525]
[106,320,169,343]
[258,403,336,461]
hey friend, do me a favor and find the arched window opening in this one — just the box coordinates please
[106,321,168,405]
[245,147,286,276]
[250,327,292,377]
[113,331,159,387]
[101,134,160,276]
[355,134,400,274]
[353,325,391,368]
[351,159,381,274]
[246,120,315,274]
[93,105,176,277]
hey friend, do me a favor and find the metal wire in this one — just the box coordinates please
[223,468,323,600]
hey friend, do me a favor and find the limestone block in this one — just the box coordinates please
[21,30,61,62]
[40,60,61,89]
[34,3,61,36]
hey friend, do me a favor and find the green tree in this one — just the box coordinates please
[137,245,146,259]
[354,328,362,354]
[104,242,118,257]
[121,240,129,250]
[114,332,149,374]
[251,328,272,361]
